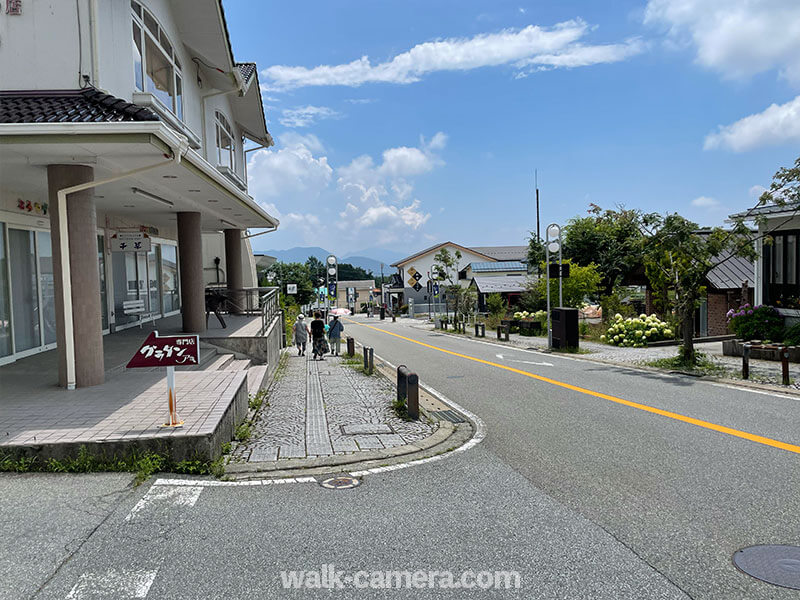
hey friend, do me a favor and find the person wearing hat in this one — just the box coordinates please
[292,313,310,356]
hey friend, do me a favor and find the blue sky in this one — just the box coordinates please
[225,0,800,255]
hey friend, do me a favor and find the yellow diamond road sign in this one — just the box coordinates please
[408,278,417,287]
[407,266,417,277]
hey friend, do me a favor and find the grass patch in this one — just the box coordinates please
[550,346,592,354]
[644,352,726,376]
[248,388,268,412]
[0,446,224,485]
[392,397,412,421]
[235,422,252,443]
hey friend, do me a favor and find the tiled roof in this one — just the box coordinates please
[0,89,160,123]
[470,276,529,294]
[469,261,527,272]
[236,62,257,84]
[469,246,528,262]
[390,242,496,267]
[729,203,800,219]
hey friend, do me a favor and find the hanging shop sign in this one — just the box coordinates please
[111,232,151,253]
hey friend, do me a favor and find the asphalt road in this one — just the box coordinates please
[3,314,799,599]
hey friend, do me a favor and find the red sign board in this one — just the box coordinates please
[127,331,200,368]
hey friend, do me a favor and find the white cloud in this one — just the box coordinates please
[345,98,375,105]
[749,184,767,198]
[644,0,800,85]
[691,195,720,208]
[279,105,341,128]
[247,133,444,250]
[515,39,644,73]
[278,131,326,154]
[704,94,800,151]
[262,20,642,90]
[247,144,333,202]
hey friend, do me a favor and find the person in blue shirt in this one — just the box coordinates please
[328,315,344,356]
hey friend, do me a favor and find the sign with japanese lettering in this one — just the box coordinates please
[126,331,200,368]
[111,232,151,253]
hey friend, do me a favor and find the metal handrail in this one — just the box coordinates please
[260,287,280,335]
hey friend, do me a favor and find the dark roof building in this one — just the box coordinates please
[0,89,160,123]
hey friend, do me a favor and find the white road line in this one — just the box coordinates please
[125,485,203,521]
[348,348,487,477]
[67,568,158,599]
[151,476,318,487]
[495,353,553,366]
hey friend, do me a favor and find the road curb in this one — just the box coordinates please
[224,338,485,480]
[422,324,800,400]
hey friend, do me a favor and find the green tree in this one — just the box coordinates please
[524,259,601,310]
[642,214,756,364]
[305,256,325,286]
[486,292,506,317]
[262,262,315,305]
[562,205,646,296]
[432,248,462,285]
[338,262,373,281]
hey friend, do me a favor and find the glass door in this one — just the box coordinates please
[36,231,56,346]
[98,235,108,331]
[148,246,160,319]
[0,224,11,358]
[8,228,40,353]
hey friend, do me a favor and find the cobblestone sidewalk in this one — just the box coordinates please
[232,350,437,463]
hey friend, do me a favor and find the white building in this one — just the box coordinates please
[0,0,278,387]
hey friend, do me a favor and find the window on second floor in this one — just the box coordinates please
[132,1,183,121]
[215,111,235,170]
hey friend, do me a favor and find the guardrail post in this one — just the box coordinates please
[474,322,479,337]
[406,371,419,419]
[781,346,790,385]
[346,336,355,357]
[496,325,502,340]
[397,365,408,405]
[742,343,751,380]
[480,323,486,337]
[363,346,374,374]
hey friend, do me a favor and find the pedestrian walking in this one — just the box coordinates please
[328,315,344,356]
[292,314,310,356]
[310,311,328,360]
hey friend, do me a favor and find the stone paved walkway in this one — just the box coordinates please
[233,350,437,463]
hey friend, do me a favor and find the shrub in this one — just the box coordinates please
[600,313,673,347]
[784,322,800,346]
[727,304,784,341]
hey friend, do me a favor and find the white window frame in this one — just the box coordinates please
[215,111,235,170]
[131,0,183,121]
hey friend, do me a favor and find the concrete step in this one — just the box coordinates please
[198,347,218,367]
[203,353,235,371]
[224,358,252,371]
[246,365,268,395]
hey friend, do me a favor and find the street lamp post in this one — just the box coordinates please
[545,223,562,349]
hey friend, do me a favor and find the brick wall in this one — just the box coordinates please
[707,289,754,336]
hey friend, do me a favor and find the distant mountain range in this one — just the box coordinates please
[256,246,406,275]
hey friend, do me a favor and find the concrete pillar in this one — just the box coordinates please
[177,212,206,332]
[48,164,104,388]
[224,229,243,314]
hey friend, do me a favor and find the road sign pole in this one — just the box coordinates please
[165,365,182,427]
[546,242,551,348]
[558,229,563,308]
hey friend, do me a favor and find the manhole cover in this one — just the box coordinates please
[733,545,800,590]
[320,476,361,490]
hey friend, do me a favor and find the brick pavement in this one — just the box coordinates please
[234,350,436,462]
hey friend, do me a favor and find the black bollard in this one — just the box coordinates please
[346,336,355,357]
[742,343,751,380]
[782,346,790,385]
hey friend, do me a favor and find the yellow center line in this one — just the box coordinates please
[346,318,800,456]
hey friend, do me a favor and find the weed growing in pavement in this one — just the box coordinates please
[273,352,289,381]
[221,442,232,455]
[235,422,251,442]
[392,397,413,421]
[550,346,592,354]
[248,388,268,412]
[0,446,224,485]
[645,352,726,377]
